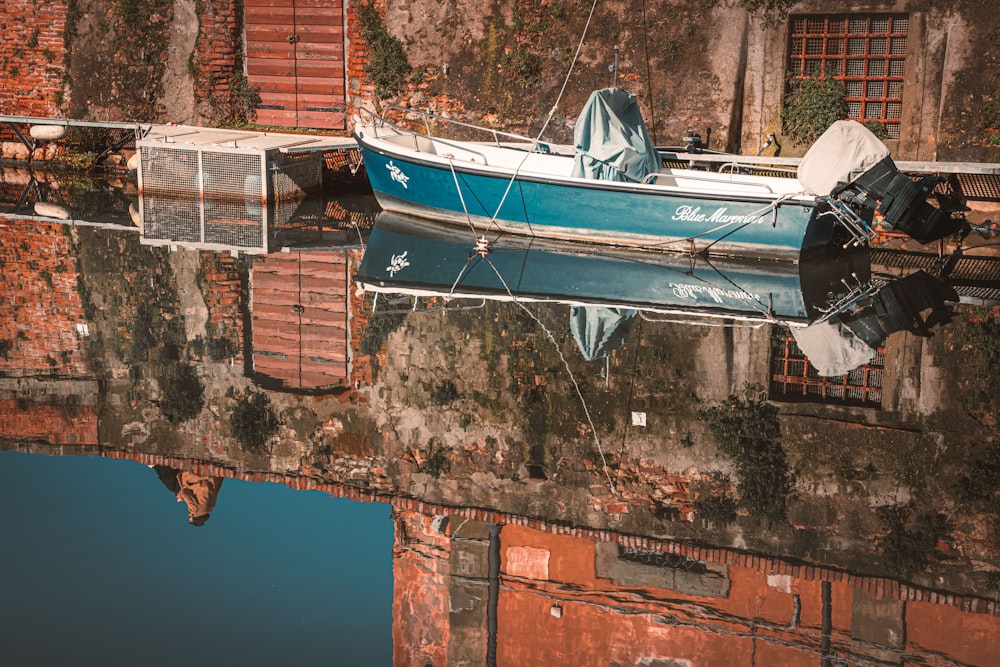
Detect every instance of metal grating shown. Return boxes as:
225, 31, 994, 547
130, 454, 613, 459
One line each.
788, 14, 908, 139
955, 173, 1000, 202
272, 154, 323, 203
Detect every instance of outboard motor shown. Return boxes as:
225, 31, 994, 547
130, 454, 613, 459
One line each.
838, 157, 968, 243
798, 121, 968, 244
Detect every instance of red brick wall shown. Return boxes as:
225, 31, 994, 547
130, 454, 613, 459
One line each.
0, 400, 98, 445
344, 1, 370, 111
192, 0, 241, 107
0, 217, 88, 377
0, 0, 68, 117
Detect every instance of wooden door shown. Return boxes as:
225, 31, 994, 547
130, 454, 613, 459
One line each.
245, 0, 346, 130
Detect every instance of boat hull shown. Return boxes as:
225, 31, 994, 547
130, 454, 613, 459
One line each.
356, 130, 840, 263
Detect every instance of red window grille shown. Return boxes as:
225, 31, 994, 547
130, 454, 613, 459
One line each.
769, 333, 884, 407
788, 14, 908, 139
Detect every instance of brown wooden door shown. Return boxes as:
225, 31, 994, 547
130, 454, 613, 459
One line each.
245, 0, 346, 130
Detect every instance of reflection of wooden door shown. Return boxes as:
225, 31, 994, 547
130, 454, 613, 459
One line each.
245, 0, 345, 129
251, 251, 350, 391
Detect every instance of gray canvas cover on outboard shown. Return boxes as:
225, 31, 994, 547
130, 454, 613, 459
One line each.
572, 88, 661, 183
797, 120, 890, 196
570, 306, 638, 361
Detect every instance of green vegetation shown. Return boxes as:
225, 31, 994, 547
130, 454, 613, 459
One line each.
358, 2, 411, 101
983, 28, 1000, 141
160, 362, 205, 423
423, 439, 451, 478
230, 390, 279, 451
875, 505, 948, 579
781, 73, 848, 145
699, 394, 793, 524
738, 0, 796, 26
862, 120, 890, 141
502, 47, 541, 89
956, 439, 1000, 511
359, 311, 407, 376
210, 70, 261, 127
430, 380, 460, 405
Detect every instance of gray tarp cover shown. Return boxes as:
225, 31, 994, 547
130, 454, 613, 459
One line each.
571, 88, 661, 183
570, 306, 638, 361
791, 320, 875, 376
797, 120, 890, 196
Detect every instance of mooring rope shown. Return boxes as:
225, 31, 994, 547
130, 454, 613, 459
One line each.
479, 254, 619, 497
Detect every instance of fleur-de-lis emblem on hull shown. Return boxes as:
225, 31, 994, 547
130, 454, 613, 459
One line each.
387, 251, 410, 277
387, 160, 409, 188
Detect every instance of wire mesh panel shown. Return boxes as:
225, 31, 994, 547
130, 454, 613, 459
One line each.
139, 146, 204, 244
273, 153, 322, 202
139, 146, 201, 196
202, 150, 267, 249
142, 195, 202, 243
138, 139, 268, 253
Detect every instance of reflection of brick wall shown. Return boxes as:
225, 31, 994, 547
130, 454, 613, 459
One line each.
198, 251, 244, 364
0, 399, 97, 445
346, 249, 373, 387
0, 0, 66, 116
0, 217, 88, 377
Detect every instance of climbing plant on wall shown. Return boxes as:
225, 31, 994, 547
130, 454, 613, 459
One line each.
781, 73, 848, 146
358, 2, 411, 101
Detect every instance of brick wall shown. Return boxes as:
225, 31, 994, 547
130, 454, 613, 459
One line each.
0, 0, 68, 117
191, 0, 241, 108
344, 2, 369, 113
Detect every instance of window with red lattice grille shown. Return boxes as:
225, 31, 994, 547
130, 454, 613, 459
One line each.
787, 14, 908, 139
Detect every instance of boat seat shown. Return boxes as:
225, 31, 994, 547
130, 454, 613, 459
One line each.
383, 133, 438, 155
644, 171, 677, 187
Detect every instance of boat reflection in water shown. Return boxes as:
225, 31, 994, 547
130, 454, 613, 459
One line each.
356, 211, 959, 376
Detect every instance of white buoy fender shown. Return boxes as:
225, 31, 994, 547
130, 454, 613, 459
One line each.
34, 201, 71, 219
129, 201, 142, 229
29, 125, 67, 141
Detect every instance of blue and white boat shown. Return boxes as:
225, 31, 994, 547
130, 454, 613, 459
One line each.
353, 89, 967, 263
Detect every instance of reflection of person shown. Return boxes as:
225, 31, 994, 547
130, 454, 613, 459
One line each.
154, 466, 223, 526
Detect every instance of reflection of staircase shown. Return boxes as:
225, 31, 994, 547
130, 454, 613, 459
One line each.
250, 251, 350, 392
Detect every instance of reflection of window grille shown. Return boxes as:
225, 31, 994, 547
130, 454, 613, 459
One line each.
619, 548, 708, 573
769, 333, 884, 407
788, 14, 907, 139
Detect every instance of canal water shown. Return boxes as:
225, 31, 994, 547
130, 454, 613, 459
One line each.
2, 165, 1000, 665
